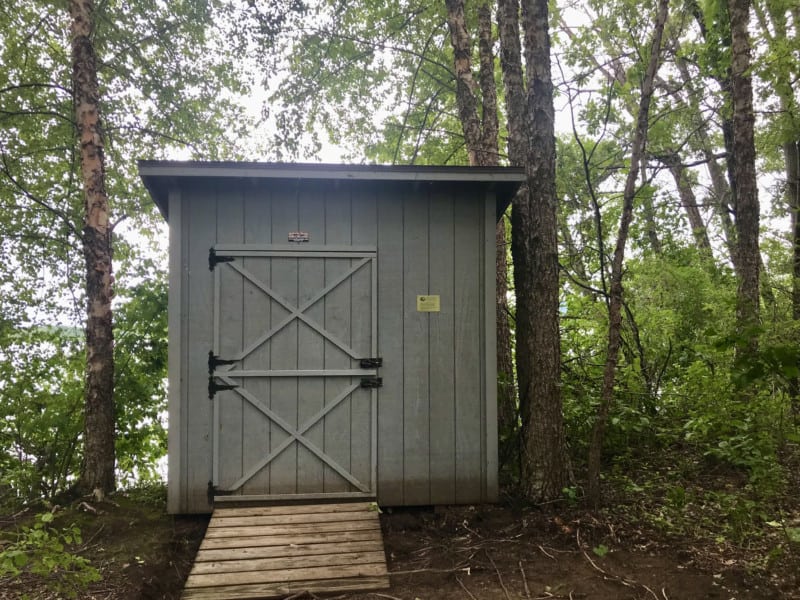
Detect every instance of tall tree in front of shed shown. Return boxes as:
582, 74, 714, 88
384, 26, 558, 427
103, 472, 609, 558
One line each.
585, 0, 671, 506
443, 0, 518, 459
497, 0, 570, 501
728, 0, 761, 376
70, 0, 115, 497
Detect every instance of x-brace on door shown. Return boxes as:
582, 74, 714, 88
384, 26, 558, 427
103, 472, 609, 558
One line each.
208, 245, 378, 500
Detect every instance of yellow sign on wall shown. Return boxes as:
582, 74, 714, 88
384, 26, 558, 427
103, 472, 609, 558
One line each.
416, 295, 441, 312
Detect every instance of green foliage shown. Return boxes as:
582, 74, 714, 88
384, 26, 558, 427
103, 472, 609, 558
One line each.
118, 482, 168, 509
0, 512, 100, 598
114, 275, 169, 486
562, 486, 580, 506
261, 0, 475, 164
0, 325, 84, 505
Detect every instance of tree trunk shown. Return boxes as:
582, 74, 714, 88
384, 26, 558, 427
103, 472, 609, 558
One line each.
512, 0, 569, 502
586, 0, 669, 507
674, 55, 741, 269
788, 139, 800, 416
498, 0, 526, 167
445, 0, 483, 164
71, 0, 115, 497
662, 152, 714, 258
640, 157, 662, 254
477, 4, 499, 163
728, 0, 760, 364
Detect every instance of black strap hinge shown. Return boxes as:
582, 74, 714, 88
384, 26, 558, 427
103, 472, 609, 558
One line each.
207, 482, 234, 504
208, 351, 237, 374
208, 376, 238, 399
360, 377, 383, 388
359, 357, 383, 369
209, 248, 235, 270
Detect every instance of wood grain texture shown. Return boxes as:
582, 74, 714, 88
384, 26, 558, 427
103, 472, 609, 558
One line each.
208, 510, 375, 527
199, 529, 381, 551
184, 502, 388, 599
182, 576, 390, 599
195, 540, 383, 562
210, 501, 378, 516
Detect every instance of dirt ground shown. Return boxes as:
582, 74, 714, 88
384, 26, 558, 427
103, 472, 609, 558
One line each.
1, 489, 798, 600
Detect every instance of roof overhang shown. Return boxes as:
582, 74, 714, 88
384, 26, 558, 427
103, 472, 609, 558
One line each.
138, 160, 526, 222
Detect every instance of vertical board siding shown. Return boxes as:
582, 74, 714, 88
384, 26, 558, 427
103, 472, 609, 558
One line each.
428, 191, 457, 505
269, 188, 300, 494
323, 185, 353, 493
376, 190, 404, 505
241, 186, 273, 495
216, 188, 245, 491
296, 183, 326, 494
174, 177, 497, 511
350, 187, 378, 491
453, 193, 483, 504
402, 188, 431, 505
185, 185, 217, 512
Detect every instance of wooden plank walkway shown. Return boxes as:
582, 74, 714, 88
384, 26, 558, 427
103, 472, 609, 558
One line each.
182, 501, 390, 599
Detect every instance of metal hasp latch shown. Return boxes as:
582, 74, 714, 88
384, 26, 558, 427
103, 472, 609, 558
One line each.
208, 247, 235, 270
360, 377, 383, 388
208, 351, 237, 374
208, 377, 238, 399
359, 357, 383, 369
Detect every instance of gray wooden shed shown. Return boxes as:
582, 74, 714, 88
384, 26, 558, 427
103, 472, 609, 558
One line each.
139, 161, 525, 514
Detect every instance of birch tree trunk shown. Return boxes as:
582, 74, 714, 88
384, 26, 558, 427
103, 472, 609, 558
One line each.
586, 0, 670, 506
71, 0, 115, 497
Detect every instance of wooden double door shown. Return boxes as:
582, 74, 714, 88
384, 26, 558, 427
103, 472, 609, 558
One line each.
208, 245, 378, 500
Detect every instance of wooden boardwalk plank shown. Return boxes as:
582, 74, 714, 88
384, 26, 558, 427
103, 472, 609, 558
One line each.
199, 529, 381, 551
185, 562, 387, 588
182, 576, 390, 600
195, 539, 383, 562
183, 501, 389, 599
208, 510, 375, 528
190, 550, 386, 575
204, 519, 378, 538
211, 501, 377, 517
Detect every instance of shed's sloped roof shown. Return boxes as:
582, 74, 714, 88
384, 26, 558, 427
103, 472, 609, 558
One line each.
138, 160, 526, 221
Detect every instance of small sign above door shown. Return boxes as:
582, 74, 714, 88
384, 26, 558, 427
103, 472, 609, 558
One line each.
416, 295, 441, 312
288, 231, 310, 242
